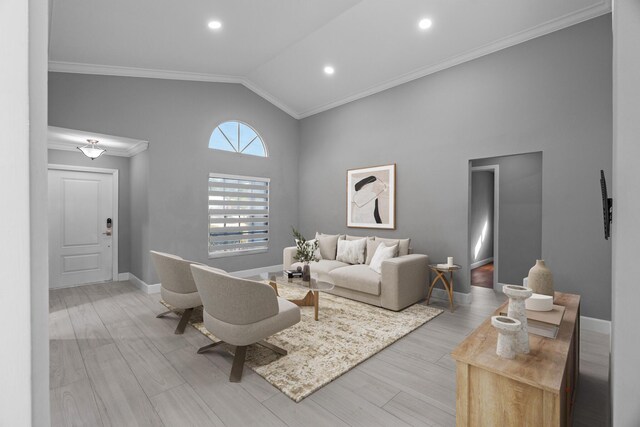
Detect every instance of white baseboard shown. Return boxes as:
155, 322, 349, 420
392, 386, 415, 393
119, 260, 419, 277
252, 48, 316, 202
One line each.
230, 264, 283, 278
123, 265, 283, 294
470, 257, 494, 270
430, 288, 473, 305
128, 273, 161, 294
580, 316, 611, 335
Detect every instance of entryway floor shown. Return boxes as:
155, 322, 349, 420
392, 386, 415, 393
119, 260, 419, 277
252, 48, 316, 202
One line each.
471, 262, 494, 288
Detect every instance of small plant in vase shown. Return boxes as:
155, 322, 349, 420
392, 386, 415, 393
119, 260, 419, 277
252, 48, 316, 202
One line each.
292, 227, 318, 282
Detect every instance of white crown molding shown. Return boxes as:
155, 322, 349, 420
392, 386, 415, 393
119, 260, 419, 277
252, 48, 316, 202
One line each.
296, 0, 611, 118
48, 126, 149, 157
48, 1, 610, 120
48, 61, 242, 84
48, 61, 302, 119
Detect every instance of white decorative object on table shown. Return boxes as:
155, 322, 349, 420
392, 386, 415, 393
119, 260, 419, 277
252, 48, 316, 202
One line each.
527, 259, 554, 297
525, 293, 554, 312
447, 256, 454, 266
503, 284, 533, 354
491, 316, 521, 359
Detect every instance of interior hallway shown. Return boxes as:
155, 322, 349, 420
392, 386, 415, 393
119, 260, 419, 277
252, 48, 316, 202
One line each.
471, 262, 494, 289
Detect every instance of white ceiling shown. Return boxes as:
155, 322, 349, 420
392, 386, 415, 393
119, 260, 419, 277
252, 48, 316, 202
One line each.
49, 0, 610, 119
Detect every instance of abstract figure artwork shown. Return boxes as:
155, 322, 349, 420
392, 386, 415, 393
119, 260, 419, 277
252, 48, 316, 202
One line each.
347, 164, 396, 229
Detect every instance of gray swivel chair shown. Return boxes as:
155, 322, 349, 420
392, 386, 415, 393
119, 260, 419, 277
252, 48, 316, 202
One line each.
190, 264, 301, 382
150, 250, 208, 334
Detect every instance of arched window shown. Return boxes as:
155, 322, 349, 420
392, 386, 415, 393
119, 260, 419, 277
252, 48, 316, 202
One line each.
209, 121, 267, 157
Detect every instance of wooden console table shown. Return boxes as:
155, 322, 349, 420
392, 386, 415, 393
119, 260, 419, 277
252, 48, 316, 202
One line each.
451, 292, 580, 426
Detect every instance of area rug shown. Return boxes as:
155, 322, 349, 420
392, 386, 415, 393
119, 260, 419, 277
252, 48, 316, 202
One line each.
161, 281, 443, 402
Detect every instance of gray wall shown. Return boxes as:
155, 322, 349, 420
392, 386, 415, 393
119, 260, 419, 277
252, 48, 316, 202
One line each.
473, 152, 543, 285
130, 151, 150, 283
469, 171, 494, 266
612, 1, 640, 424
48, 149, 132, 274
298, 15, 612, 319
49, 74, 300, 284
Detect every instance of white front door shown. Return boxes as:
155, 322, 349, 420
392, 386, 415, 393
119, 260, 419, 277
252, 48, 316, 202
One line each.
48, 168, 115, 288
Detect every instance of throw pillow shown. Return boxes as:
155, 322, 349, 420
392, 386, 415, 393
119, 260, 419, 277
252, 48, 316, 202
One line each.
336, 238, 367, 264
369, 243, 398, 274
315, 232, 343, 260
365, 239, 383, 265
374, 237, 411, 257
295, 238, 321, 260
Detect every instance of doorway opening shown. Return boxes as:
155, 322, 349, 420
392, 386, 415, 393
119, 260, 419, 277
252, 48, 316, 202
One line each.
468, 152, 543, 291
469, 166, 498, 289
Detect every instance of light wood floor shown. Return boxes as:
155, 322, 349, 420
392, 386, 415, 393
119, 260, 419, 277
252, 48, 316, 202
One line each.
50, 279, 610, 426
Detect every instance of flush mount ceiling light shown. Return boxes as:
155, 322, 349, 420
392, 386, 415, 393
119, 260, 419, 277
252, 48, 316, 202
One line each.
418, 18, 433, 30
208, 20, 222, 30
77, 139, 106, 160
324, 65, 335, 75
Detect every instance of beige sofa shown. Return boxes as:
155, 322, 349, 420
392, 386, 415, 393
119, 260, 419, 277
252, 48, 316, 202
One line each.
283, 235, 429, 311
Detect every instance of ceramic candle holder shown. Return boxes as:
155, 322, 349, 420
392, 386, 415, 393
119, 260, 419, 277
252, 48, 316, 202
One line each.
491, 316, 521, 359
503, 284, 533, 354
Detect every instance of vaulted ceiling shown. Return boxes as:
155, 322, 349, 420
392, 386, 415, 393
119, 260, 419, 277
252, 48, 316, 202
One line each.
49, 0, 610, 119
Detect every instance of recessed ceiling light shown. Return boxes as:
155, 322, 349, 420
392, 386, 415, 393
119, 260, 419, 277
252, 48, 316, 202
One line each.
324, 66, 335, 75
418, 18, 432, 30
208, 20, 222, 30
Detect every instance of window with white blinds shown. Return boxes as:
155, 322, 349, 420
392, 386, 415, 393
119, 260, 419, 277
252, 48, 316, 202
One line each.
208, 173, 270, 258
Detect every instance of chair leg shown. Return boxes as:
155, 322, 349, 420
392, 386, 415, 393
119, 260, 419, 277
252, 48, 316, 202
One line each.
229, 346, 248, 382
257, 340, 287, 356
197, 341, 225, 354
174, 308, 194, 334
156, 310, 173, 318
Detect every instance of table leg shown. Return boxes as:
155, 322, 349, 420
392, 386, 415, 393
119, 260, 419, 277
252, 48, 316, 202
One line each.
448, 272, 454, 312
426, 274, 441, 305
314, 291, 319, 321
427, 270, 455, 312
268, 281, 279, 296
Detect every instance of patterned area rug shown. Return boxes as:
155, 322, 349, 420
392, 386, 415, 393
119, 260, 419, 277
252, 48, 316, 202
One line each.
162, 280, 442, 402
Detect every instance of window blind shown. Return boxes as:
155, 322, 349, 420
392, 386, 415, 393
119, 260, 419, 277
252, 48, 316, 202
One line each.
208, 173, 270, 258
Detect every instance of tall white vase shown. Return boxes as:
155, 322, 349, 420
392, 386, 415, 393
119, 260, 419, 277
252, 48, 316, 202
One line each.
503, 284, 533, 354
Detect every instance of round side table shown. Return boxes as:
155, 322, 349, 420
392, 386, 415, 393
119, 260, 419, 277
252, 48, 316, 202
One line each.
427, 264, 461, 312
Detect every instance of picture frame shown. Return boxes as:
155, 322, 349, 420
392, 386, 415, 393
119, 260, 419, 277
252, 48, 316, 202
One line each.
347, 163, 396, 229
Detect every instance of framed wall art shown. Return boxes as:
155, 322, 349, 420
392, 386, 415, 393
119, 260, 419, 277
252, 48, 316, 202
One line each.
347, 164, 396, 229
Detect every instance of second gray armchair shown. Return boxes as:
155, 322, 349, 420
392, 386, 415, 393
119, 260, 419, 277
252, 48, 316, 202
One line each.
190, 264, 301, 382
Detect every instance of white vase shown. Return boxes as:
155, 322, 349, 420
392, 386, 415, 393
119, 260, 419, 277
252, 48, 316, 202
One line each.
503, 285, 533, 354
527, 260, 554, 297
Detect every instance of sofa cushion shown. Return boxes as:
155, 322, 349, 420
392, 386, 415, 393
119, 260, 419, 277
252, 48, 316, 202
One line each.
291, 259, 349, 275
345, 234, 373, 241
336, 238, 367, 264
315, 233, 344, 260
330, 264, 382, 296
374, 237, 411, 257
366, 239, 401, 264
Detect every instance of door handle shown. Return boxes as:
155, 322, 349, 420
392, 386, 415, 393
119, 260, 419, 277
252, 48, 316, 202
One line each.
104, 217, 113, 236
